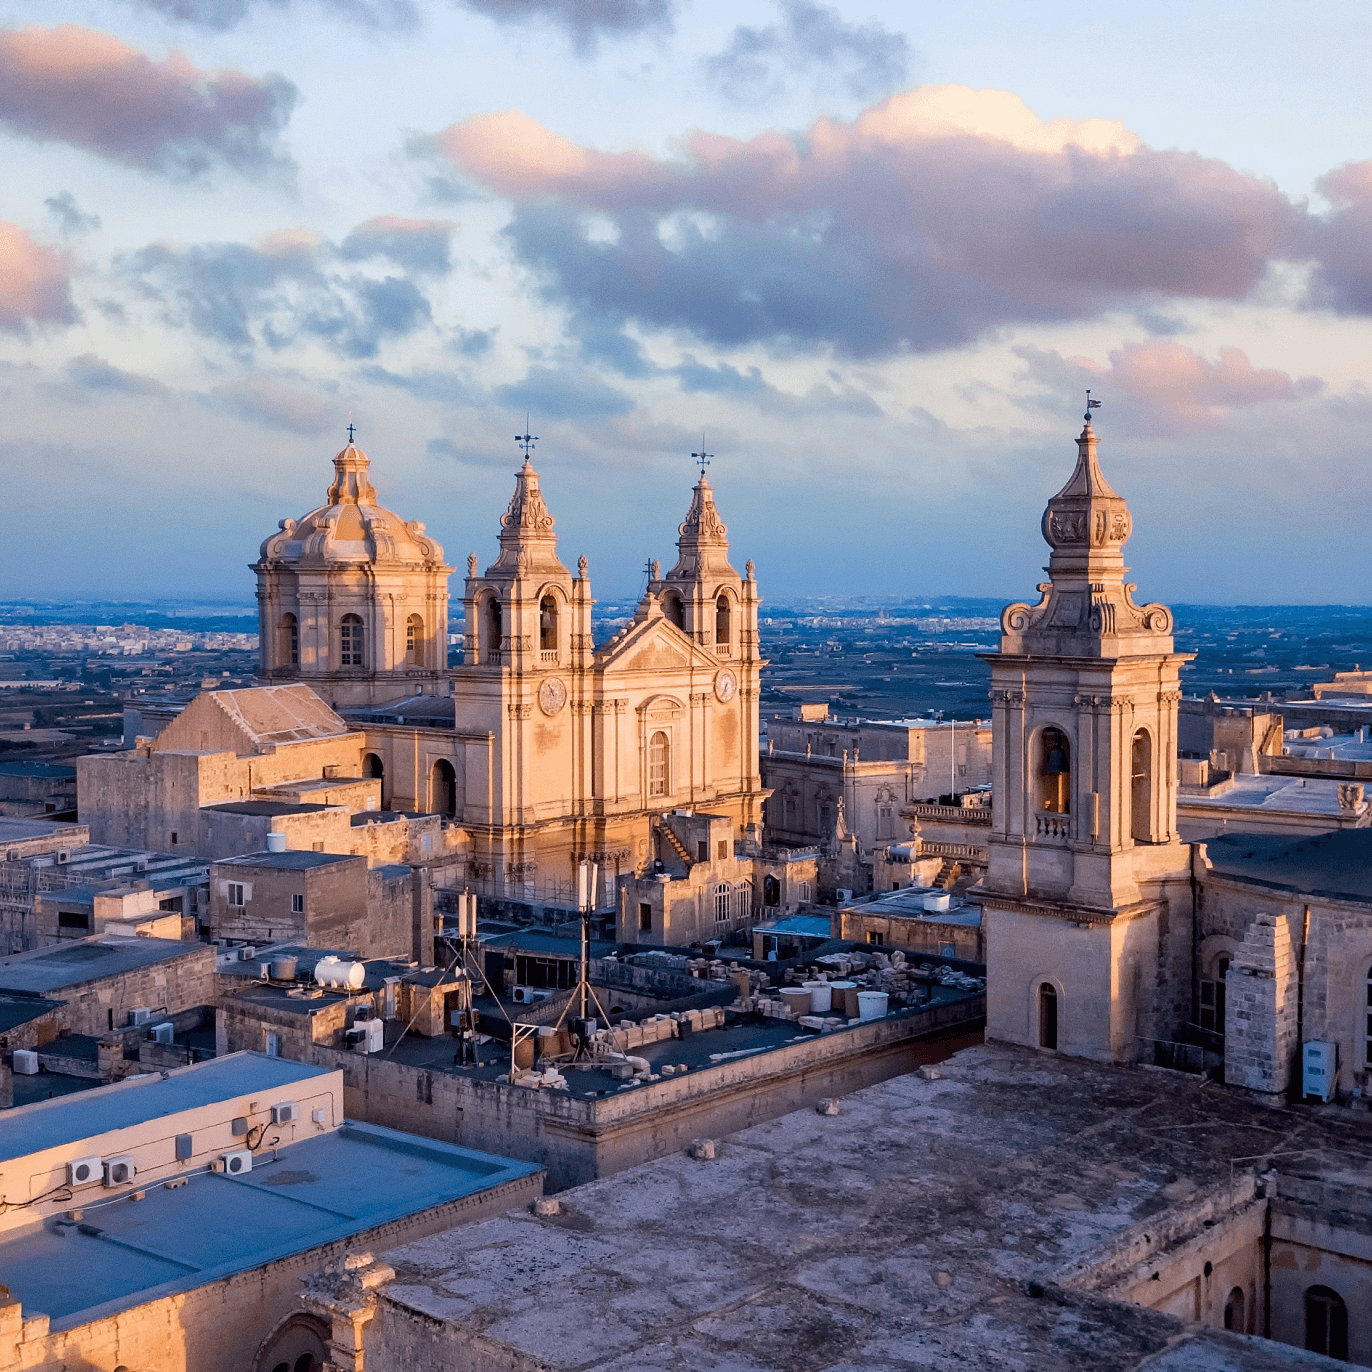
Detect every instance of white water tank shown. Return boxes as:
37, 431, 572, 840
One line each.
923, 892, 951, 914
266, 831, 288, 853
315, 956, 366, 990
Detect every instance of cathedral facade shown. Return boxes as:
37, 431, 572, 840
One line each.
254, 438, 766, 904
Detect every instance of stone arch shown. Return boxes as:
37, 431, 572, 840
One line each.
405, 612, 424, 665
713, 588, 734, 650
252, 1312, 330, 1372
662, 589, 685, 631
278, 612, 299, 668
479, 593, 503, 662
432, 758, 457, 817
1033, 725, 1071, 815
1130, 725, 1155, 843
1029, 974, 1065, 1051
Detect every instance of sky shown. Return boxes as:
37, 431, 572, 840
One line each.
2, 0, 1371, 606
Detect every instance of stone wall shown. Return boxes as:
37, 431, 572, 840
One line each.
1224, 914, 1299, 1097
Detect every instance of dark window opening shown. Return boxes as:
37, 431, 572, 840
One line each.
715, 593, 731, 646
1038, 728, 1071, 814
663, 592, 684, 630
639, 902, 652, 932
763, 875, 780, 907
540, 595, 557, 651
1305, 1285, 1348, 1360
1039, 983, 1058, 1050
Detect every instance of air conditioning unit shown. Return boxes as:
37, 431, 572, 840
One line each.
271, 1101, 297, 1125
222, 1149, 253, 1176
151, 1022, 174, 1045
238, 946, 257, 961
128, 1007, 153, 1027
12, 1049, 38, 1075
67, 1155, 102, 1188
512, 986, 552, 1005
57, 851, 70, 864
346, 1021, 383, 1052
103, 1155, 136, 1187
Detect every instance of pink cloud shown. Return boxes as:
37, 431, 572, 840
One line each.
427, 86, 1305, 355
0, 25, 294, 177
0, 221, 73, 331
1028, 341, 1320, 433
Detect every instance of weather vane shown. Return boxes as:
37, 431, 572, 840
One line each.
1084, 389, 1102, 423
516, 414, 538, 457
691, 434, 712, 479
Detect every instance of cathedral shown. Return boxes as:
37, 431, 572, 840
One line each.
253, 435, 766, 907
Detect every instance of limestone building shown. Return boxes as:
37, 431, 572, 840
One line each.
254, 438, 452, 708
292, 441, 768, 910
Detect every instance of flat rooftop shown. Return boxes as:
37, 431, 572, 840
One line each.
0, 761, 76, 779
0, 1053, 327, 1163
0, 991, 65, 1034
4, 1120, 539, 1329
375, 1044, 1358, 1372
215, 848, 358, 870
844, 886, 983, 927
1204, 830, 1372, 903
0, 817, 85, 844
1179, 773, 1355, 815
0, 936, 207, 996
201, 800, 336, 817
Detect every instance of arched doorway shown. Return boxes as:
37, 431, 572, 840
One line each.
1223, 1286, 1245, 1333
1305, 1285, 1348, 1359
253, 1312, 330, 1372
1039, 983, 1058, 1050
432, 759, 457, 817
763, 875, 780, 908
363, 752, 385, 808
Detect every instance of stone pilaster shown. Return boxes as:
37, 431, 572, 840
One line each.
1224, 913, 1299, 1098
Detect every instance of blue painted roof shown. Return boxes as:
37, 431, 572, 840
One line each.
4, 1120, 540, 1329
0, 1054, 328, 1163
755, 914, 834, 938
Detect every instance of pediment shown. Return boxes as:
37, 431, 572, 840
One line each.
597, 617, 713, 676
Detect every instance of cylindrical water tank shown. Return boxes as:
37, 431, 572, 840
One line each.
857, 990, 889, 1021
270, 954, 298, 981
888, 843, 916, 861
829, 981, 858, 1017
803, 981, 832, 1013
314, 956, 366, 989
923, 892, 951, 913
780, 986, 812, 1016
266, 831, 288, 853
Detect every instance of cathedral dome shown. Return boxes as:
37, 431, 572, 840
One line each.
258, 442, 446, 570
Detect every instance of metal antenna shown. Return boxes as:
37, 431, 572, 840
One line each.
515, 414, 538, 457
1084, 389, 1102, 423
691, 434, 712, 479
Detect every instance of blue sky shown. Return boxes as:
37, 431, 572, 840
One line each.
2, 0, 1370, 604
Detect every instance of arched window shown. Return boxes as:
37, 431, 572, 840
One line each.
279, 613, 298, 667
340, 614, 364, 667
1224, 1286, 1245, 1334
1200, 956, 1229, 1038
432, 759, 457, 818
763, 875, 780, 907
483, 598, 503, 662
715, 593, 731, 648
1038, 728, 1071, 814
1365, 967, 1372, 1069
1039, 982, 1058, 1050
540, 595, 558, 652
1131, 729, 1153, 843
405, 614, 423, 665
1305, 1285, 1348, 1360
662, 592, 684, 630
714, 883, 730, 923
648, 731, 669, 799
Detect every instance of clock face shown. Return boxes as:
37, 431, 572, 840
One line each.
538, 676, 567, 716
714, 668, 737, 703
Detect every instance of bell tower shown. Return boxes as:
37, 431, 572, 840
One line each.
980, 407, 1193, 1062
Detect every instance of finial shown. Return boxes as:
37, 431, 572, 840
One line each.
1084, 389, 1102, 424
692, 434, 712, 480
466, 553, 477, 578
577, 554, 588, 578
516, 414, 538, 457
651, 558, 660, 581
745, 559, 755, 580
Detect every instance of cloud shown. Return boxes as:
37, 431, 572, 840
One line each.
1017, 341, 1321, 433
430, 86, 1304, 357
45, 191, 101, 236
0, 221, 74, 331
64, 353, 166, 395
1307, 161, 1372, 316
212, 374, 333, 432
0, 25, 295, 178
460, 0, 675, 51
134, 0, 666, 45
493, 363, 635, 418
124, 221, 439, 358
449, 325, 496, 356
128, 0, 419, 31
340, 215, 455, 275
672, 356, 881, 415
704, 1, 912, 103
